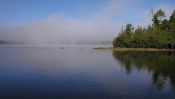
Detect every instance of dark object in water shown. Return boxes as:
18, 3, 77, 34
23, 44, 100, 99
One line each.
80, 49, 84, 50
61, 47, 64, 49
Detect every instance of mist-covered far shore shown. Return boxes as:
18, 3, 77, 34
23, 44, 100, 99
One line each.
0, 40, 112, 48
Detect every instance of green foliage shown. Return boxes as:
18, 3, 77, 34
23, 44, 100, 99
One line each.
113, 9, 175, 49
169, 9, 175, 23
123, 24, 134, 47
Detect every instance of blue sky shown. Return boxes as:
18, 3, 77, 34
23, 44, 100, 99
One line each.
1, 0, 174, 26
0, 0, 108, 25
0, 0, 175, 44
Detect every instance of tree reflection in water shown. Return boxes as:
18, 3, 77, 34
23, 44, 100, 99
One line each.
113, 51, 175, 91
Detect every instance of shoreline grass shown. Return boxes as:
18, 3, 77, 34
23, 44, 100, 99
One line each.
93, 47, 175, 51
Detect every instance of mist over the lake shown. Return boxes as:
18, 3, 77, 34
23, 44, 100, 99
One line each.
0, 0, 174, 45
0, 14, 118, 45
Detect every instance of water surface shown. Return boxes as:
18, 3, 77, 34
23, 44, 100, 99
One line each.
0, 46, 175, 99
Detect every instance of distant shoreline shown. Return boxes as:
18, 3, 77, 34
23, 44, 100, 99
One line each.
93, 47, 175, 51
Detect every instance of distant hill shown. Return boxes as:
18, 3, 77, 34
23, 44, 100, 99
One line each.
0, 40, 8, 44
0, 40, 23, 45
0, 40, 112, 46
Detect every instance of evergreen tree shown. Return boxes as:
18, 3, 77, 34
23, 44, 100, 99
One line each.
123, 24, 134, 47
113, 9, 175, 49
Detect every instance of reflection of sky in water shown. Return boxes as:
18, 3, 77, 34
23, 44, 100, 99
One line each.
0, 47, 175, 98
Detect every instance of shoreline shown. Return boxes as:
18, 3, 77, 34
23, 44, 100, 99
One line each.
93, 47, 175, 51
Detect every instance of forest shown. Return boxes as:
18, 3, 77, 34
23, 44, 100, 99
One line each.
113, 9, 175, 49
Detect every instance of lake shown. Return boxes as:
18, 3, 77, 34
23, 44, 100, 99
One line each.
0, 46, 175, 99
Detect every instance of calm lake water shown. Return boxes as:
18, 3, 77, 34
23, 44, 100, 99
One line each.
0, 46, 175, 99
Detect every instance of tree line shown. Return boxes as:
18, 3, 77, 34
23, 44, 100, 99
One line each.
113, 9, 175, 49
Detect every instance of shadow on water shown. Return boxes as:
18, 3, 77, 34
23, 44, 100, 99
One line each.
113, 51, 175, 91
